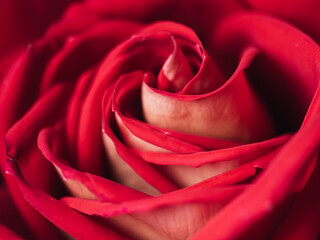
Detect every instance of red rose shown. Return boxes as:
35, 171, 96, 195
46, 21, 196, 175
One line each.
1, 1, 320, 240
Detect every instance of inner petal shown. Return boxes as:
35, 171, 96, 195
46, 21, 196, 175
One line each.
157, 36, 194, 92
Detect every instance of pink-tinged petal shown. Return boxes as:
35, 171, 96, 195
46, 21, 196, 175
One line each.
142, 47, 275, 143
102, 73, 179, 195
135, 133, 290, 167
179, 50, 225, 95
6, 158, 128, 240
185, 154, 275, 190
38, 126, 149, 202
135, 137, 286, 187
104, 66, 290, 190
117, 105, 240, 150
273, 159, 320, 240
157, 36, 194, 92
98, 21, 287, 191
62, 185, 244, 215
114, 91, 240, 151
115, 111, 239, 152
114, 75, 240, 151
62, 185, 246, 240
159, 129, 240, 150
192, 112, 320, 239
62, 186, 245, 239
112, 72, 204, 153
137, 21, 226, 94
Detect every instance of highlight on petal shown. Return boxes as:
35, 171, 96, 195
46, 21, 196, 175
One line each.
142, 47, 275, 143
191, 12, 320, 239
61, 184, 246, 240
133, 135, 288, 187
38, 126, 149, 202
102, 72, 179, 195
157, 34, 194, 92
2, 5, 319, 239
102, 66, 288, 189
97, 21, 289, 194
193, 110, 320, 240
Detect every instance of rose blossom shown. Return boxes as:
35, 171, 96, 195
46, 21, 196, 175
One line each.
1, 0, 320, 240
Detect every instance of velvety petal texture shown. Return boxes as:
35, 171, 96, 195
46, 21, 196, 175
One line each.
245, 0, 320, 42
0, 0, 320, 240
0, 0, 79, 80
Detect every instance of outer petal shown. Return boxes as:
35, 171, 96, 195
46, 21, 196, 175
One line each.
213, 12, 319, 133
83, 0, 245, 45
0, 38, 70, 239
6, 158, 128, 240
245, 0, 320, 42
38, 126, 149, 202
2, 83, 73, 240
0, 185, 32, 239
0, 225, 23, 240
192, 12, 320, 239
0, 0, 78, 79
62, 185, 246, 240
192, 109, 320, 240
273, 158, 320, 240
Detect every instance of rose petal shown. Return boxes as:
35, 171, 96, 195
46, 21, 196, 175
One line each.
102, 72, 179, 194
2, 83, 74, 239
104, 67, 288, 188
62, 185, 246, 240
185, 153, 276, 190
134, 136, 288, 187
112, 72, 204, 153
0, 224, 23, 240
135, 134, 290, 167
246, 0, 320, 41
0, 0, 76, 57
0, 185, 32, 239
137, 21, 226, 94
157, 35, 194, 92
41, 21, 141, 92
193, 100, 320, 240
273, 158, 320, 240
65, 68, 96, 165
142, 47, 275, 143
213, 12, 319, 133
6, 158, 128, 240
38, 126, 149, 202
